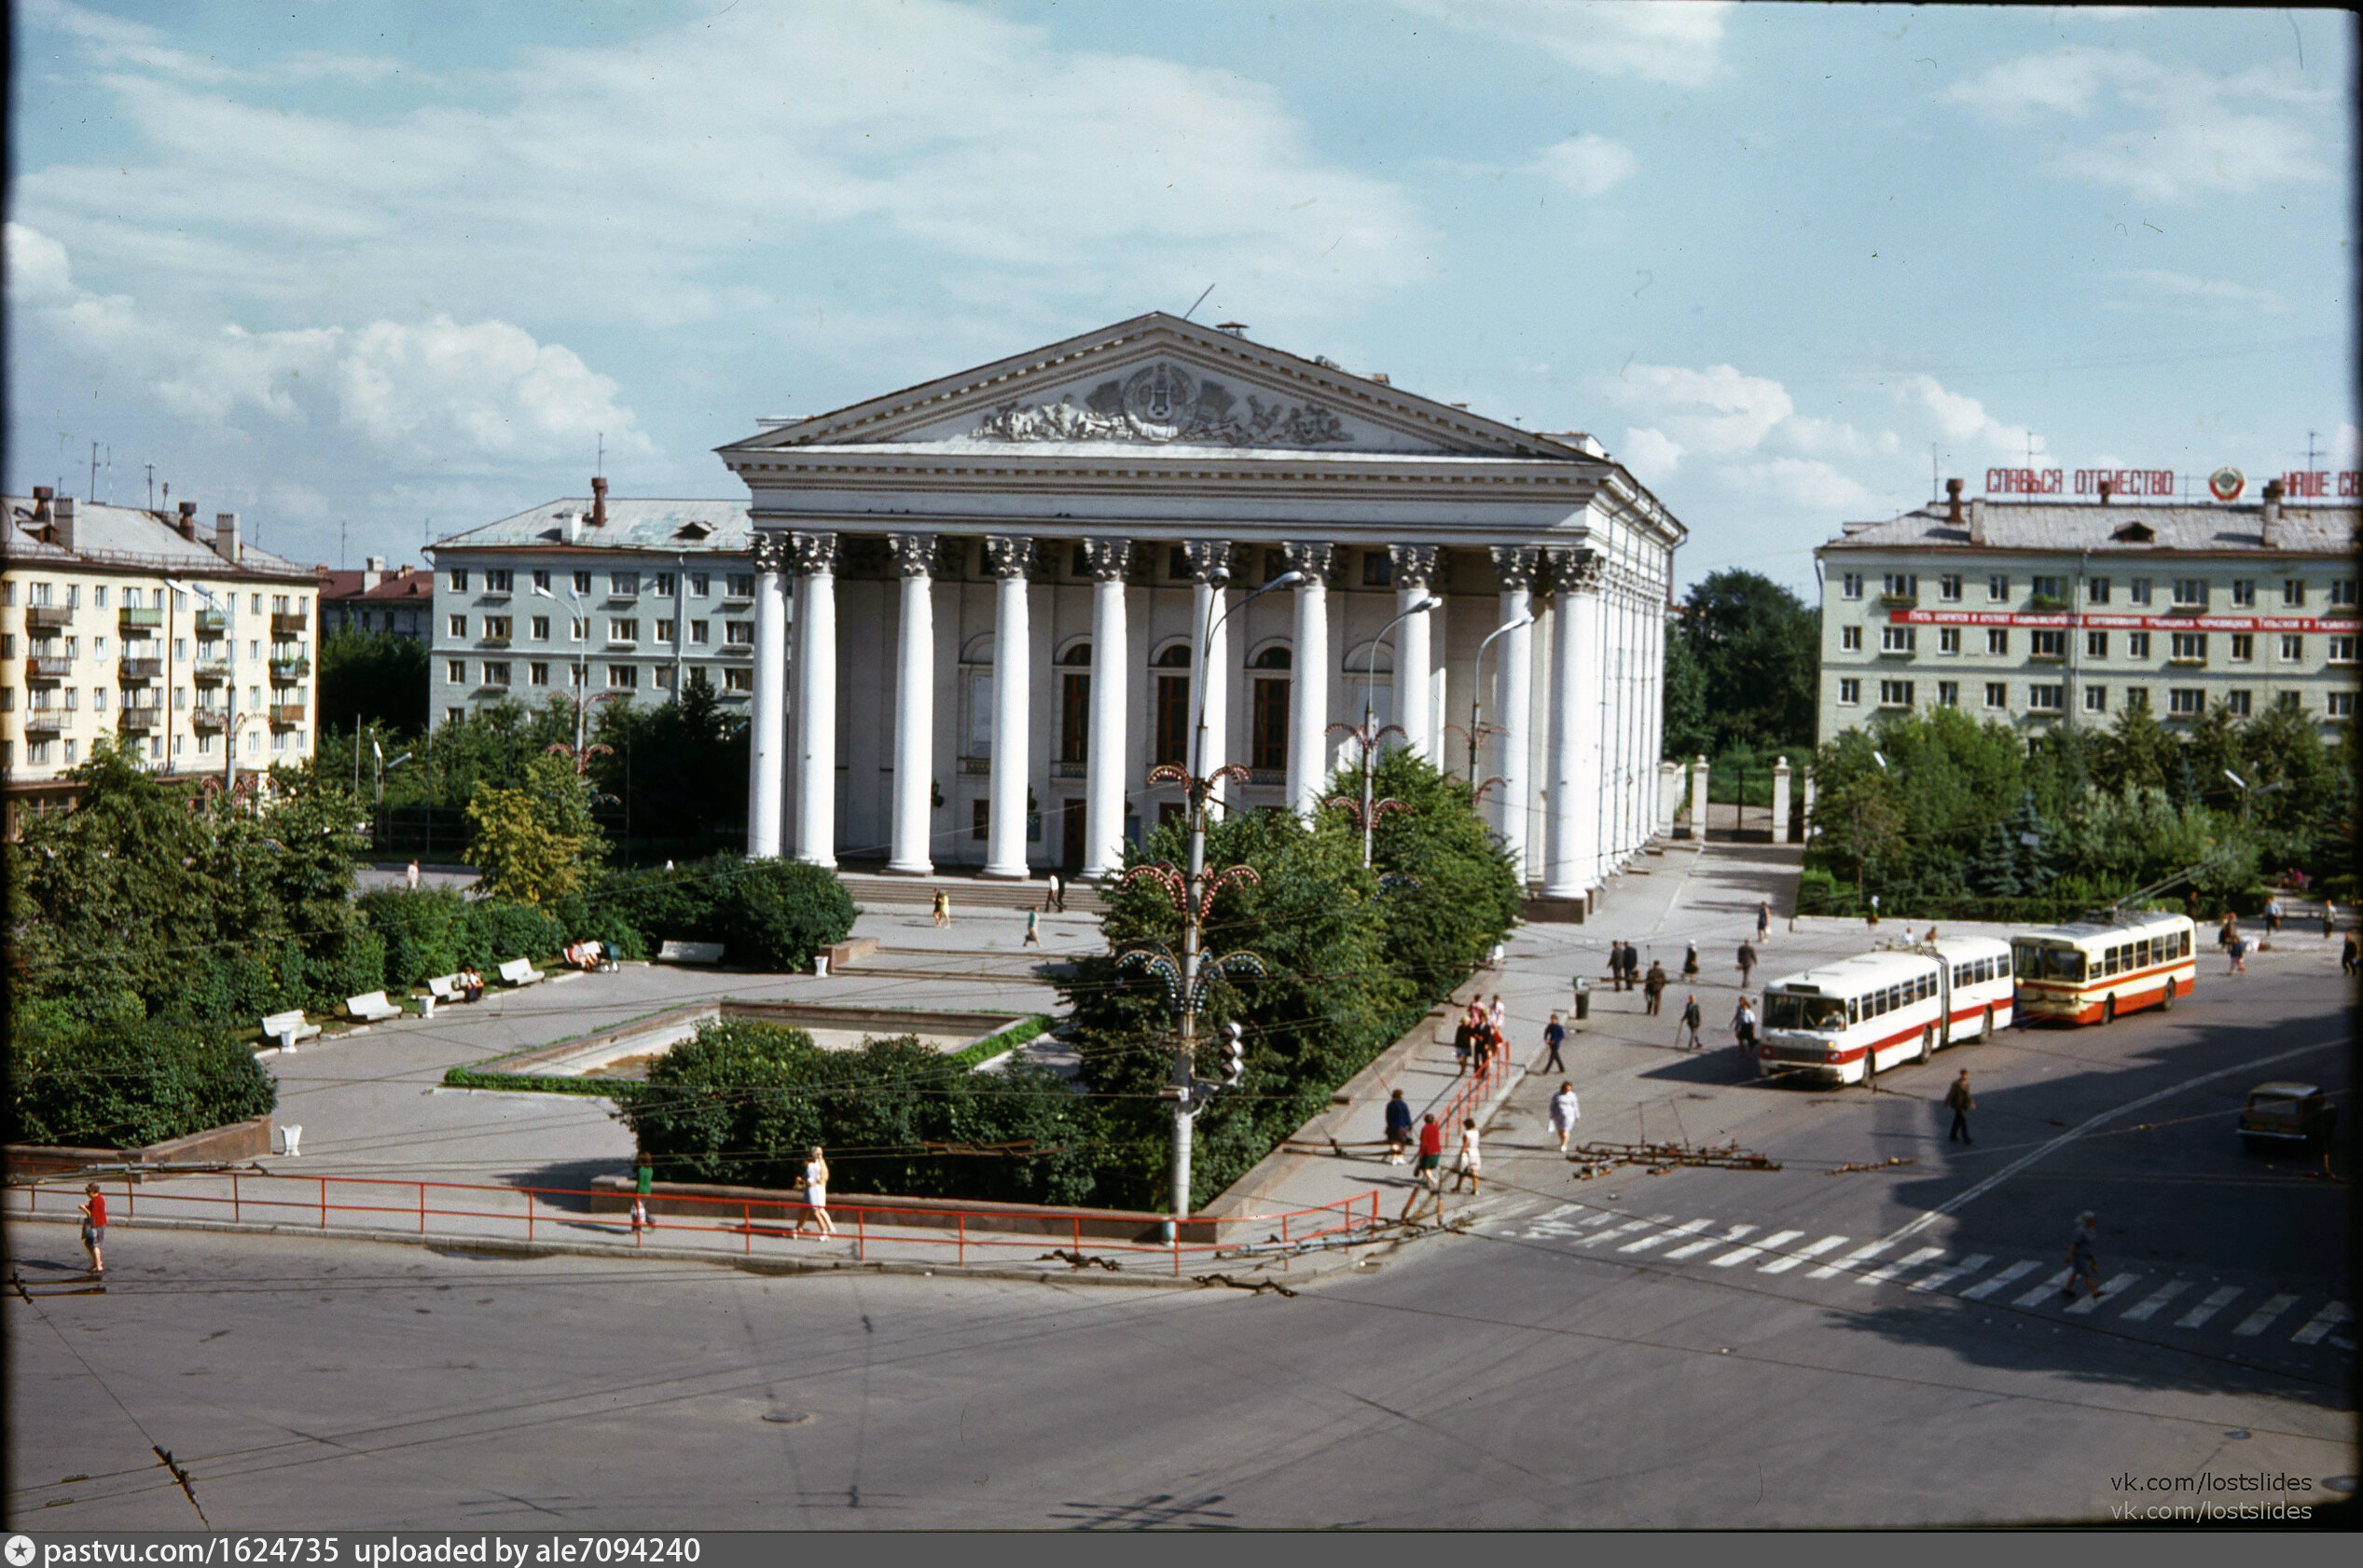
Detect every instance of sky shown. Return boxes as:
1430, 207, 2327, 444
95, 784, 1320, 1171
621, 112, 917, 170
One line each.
6, 1, 2354, 594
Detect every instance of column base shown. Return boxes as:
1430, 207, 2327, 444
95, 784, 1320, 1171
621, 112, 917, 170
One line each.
882, 860, 934, 876
795, 853, 838, 871
979, 864, 1032, 880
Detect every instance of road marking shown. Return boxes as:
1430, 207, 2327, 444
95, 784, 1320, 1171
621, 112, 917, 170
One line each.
1620, 1217, 1710, 1254
1525, 1208, 1610, 1239
1762, 1235, 1845, 1274
2176, 1286, 2242, 1329
2065, 1272, 2142, 1315
1712, 1230, 1802, 1267
1858, 1245, 1947, 1286
1665, 1224, 1754, 1261
2013, 1269, 2073, 1308
1807, 1240, 1894, 1280
2289, 1302, 2351, 1346
1959, 1259, 2041, 1300
1908, 1253, 1994, 1293
2118, 1281, 2190, 1323
2232, 1294, 2301, 1338
1573, 1217, 1666, 1249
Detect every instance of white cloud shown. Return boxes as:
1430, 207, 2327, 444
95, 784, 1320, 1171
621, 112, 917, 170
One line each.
1942, 48, 2107, 121
1527, 134, 1638, 198
1735, 457, 1883, 514
1399, 1, 1732, 89
2104, 268, 2290, 316
1895, 373, 2042, 461
1620, 426, 1683, 482
1602, 363, 1794, 455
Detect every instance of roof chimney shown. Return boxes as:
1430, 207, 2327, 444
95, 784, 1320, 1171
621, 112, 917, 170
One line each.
2097, 477, 2113, 505
51, 494, 77, 554
31, 485, 54, 525
1944, 477, 1964, 529
214, 512, 241, 566
590, 475, 608, 529
2261, 478, 2284, 548
562, 509, 583, 545
1968, 494, 1986, 548
363, 555, 387, 591
175, 500, 200, 541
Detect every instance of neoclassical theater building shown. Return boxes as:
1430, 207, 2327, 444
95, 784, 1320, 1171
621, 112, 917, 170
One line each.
717, 314, 1683, 907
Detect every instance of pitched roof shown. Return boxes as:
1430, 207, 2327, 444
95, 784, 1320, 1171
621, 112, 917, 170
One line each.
3, 496, 315, 580
430, 498, 753, 555
1822, 499, 2359, 557
318, 566, 433, 603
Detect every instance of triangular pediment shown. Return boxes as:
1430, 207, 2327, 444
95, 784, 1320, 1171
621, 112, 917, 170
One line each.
725, 314, 1582, 461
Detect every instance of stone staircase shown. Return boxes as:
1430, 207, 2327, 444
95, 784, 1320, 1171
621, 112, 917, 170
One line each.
836, 870, 1109, 915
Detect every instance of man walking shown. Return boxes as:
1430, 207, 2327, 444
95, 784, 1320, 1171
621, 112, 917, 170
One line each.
2343, 932, 2358, 976
1736, 940, 1757, 989
1944, 1069, 1975, 1144
78, 1181, 106, 1276
1541, 1011, 1567, 1072
1046, 871, 1065, 914
933, 888, 950, 928
1756, 900, 1771, 943
406, 859, 421, 892
1548, 1080, 1582, 1154
2064, 1212, 2101, 1301
2265, 896, 2283, 939
1401, 1114, 1445, 1221
1642, 960, 1667, 1016
1383, 1088, 1413, 1165
1679, 994, 1705, 1051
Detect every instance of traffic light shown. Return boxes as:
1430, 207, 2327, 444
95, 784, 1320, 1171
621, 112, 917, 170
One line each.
1221, 1021, 1246, 1085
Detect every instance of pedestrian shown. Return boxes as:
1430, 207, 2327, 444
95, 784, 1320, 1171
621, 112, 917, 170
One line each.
2265, 897, 2283, 939
933, 888, 950, 928
1541, 1011, 1567, 1072
630, 1154, 654, 1233
405, 859, 421, 892
2342, 933, 2358, 976
2228, 934, 2247, 975
1736, 940, 1757, 989
1642, 960, 1667, 1016
1730, 994, 1758, 1057
1944, 1070, 1975, 1144
1046, 871, 1064, 913
1681, 942, 1700, 980
2218, 911, 2236, 950
1487, 994, 1507, 1038
796, 1147, 838, 1238
1756, 900, 1771, 942
1450, 1118, 1483, 1194
2064, 1212, 2101, 1301
1548, 1080, 1582, 1154
1384, 1089, 1414, 1165
1401, 1115, 1445, 1220
1923, 925, 1939, 943
1678, 994, 1704, 1051
1867, 892, 1881, 927
1452, 1007, 1476, 1076
1023, 907, 1043, 947
78, 1181, 106, 1275
2323, 901, 2336, 940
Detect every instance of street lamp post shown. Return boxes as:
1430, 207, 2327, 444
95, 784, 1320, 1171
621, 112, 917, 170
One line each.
1335, 598, 1438, 866
1462, 613, 1535, 791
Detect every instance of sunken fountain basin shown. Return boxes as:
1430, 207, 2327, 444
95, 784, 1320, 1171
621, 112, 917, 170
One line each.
480, 999, 1036, 1082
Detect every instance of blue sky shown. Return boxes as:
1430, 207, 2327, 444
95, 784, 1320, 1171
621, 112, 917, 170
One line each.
7, 1, 2353, 592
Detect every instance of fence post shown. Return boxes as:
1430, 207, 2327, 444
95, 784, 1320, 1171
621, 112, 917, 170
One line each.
856, 1205, 865, 1262
527, 1189, 534, 1244
958, 1213, 966, 1267
232, 1172, 240, 1224
419, 1182, 426, 1235
123, 1177, 133, 1220
319, 1176, 326, 1229
1072, 1216, 1081, 1254
744, 1202, 752, 1256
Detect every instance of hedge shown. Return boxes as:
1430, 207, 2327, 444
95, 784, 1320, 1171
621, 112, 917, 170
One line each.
8, 1002, 277, 1149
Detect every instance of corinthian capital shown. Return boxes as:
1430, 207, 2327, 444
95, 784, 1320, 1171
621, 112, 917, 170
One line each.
1389, 544, 1441, 591
750, 531, 792, 575
1183, 540, 1235, 586
983, 534, 1034, 579
1490, 544, 1541, 593
1083, 538, 1133, 582
888, 532, 939, 577
1545, 547, 1603, 596
788, 531, 840, 576
1278, 542, 1334, 581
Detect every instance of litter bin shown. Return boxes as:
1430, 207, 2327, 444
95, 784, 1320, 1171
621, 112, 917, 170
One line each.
1573, 978, 1591, 1022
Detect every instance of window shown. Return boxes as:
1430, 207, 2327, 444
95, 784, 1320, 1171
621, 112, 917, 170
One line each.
2329, 691, 2355, 719
973, 800, 991, 841
1878, 680, 1914, 708
2170, 632, 2206, 663
569, 664, 585, 687
484, 615, 512, 641
655, 573, 677, 597
174, 638, 187, 660
532, 569, 551, 592
1838, 678, 1861, 706
2127, 631, 2151, 659
449, 569, 469, 591
725, 621, 753, 646
1841, 573, 1864, 600
1880, 626, 1915, 653
447, 708, 464, 726
2085, 630, 2107, 658
485, 569, 513, 593
725, 573, 755, 598
2222, 689, 2250, 716
449, 614, 468, 638
29, 582, 50, 607
1155, 665, 1192, 766
2279, 633, 2303, 662
724, 666, 753, 692
252, 595, 263, 613
609, 572, 639, 597
573, 571, 593, 594
2283, 579, 2305, 606
1986, 574, 2009, 602
530, 662, 549, 685
483, 662, 511, 687
654, 665, 675, 690
2083, 685, 2107, 714
2230, 579, 2255, 608
2086, 578, 2110, 604
2125, 687, 2149, 712
1983, 682, 2008, 709
2331, 580, 2357, 607
571, 617, 587, 641
531, 615, 550, 640
2030, 575, 2064, 602
1937, 573, 1962, 602
1168, 544, 1190, 581
609, 618, 639, 644
1840, 626, 1862, 652
173, 686, 187, 709
689, 573, 710, 597
607, 664, 638, 689
1986, 629, 2009, 655
2129, 577, 2152, 606
28, 740, 49, 764
2228, 633, 2253, 663
656, 619, 676, 642
1881, 572, 1916, 598
2276, 691, 2301, 713
1937, 681, 1959, 707
2030, 630, 2065, 658
2171, 578, 2207, 607
2027, 684, 2064, 712
692, 620, 712, 644
1938, 627, 1960, 654
65, 740, 78, 763
1251, 667, 1292, 768
446, 660, 465, 682
1362, 552, 1392, 588
2328, 635, 2356, 664
2168, 688, 2204, 716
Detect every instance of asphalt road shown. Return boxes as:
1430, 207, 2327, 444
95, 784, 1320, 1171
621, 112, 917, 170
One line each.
7, 942, 2352, 1528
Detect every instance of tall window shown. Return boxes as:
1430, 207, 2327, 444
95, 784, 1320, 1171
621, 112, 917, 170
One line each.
1154, 644, 1192, 766
1251, 648, 1292, 770
1057, 642, 1090, 766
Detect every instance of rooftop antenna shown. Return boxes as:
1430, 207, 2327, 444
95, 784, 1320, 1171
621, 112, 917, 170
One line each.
340, 519, 349, 570
1181, 283, 1215, 322
1930, 443, 1940, 502
597, 432, 604, 480
89, 441, 99, 503
146, 462, 155, 510
2305, 430, 2322, 471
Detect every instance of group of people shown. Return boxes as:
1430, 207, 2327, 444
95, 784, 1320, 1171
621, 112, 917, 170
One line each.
453, 963, 485, 1003
1451, 997, 1510, 1077
1386, 1094, 1484, 1218
561, 939, 608, 972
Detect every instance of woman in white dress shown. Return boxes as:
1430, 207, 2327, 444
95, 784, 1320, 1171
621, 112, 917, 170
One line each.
797, 1147, 838, 1237
1450, 1118, 1483, 1194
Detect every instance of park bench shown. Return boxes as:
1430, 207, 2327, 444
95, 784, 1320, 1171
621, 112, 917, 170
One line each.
497, 957, 546, 987
261, 1009, 319, 1052
424, 973, 467, 1003
656, 940, 725, 965
345, 990, 404, 1024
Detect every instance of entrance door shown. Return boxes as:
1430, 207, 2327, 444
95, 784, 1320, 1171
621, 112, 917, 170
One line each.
1060, 798, 1086, 870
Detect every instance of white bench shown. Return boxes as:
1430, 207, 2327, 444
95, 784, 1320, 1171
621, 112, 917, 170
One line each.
261, 1010, 319, 1052
656, 940, 725, 965
497, 957, 546, 987
345, 990, 404, 1023
424, 973, 477, 1003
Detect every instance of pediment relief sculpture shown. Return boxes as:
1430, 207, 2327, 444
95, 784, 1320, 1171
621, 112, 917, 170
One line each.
972, 362, 1350, 448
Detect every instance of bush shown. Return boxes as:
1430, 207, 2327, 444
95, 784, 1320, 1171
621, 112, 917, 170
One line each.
711, 859, 859, 970
9, 1008, 277, 1149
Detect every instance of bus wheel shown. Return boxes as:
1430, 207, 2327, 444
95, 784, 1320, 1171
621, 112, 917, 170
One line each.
2160, 979, 2176, 1011
1919, 1025, 1934, 1062
1982, 1005, 1995, 1038
2102, 996, 2117, 1025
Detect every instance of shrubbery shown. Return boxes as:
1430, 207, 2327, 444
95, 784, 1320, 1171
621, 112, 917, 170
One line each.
588, 855, 858, 970
7, 999, 276, 1148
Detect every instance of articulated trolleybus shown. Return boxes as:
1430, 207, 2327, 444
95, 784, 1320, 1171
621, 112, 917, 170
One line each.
2010, 912, 2196, 1025
1757, 936, 2014, 1085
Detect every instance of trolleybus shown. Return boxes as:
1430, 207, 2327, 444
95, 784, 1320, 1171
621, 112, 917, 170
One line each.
1756, 935, 2014, 1085
2010, 912, 2195, 1025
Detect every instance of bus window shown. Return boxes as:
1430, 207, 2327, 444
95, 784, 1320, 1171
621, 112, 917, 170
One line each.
2179, 931, 2190, 957
2051, 949, 2085, 982
1846, 998, 1859, 1025
1998, 952, 2011, 977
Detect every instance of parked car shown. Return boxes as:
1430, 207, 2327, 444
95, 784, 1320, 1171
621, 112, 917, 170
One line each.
2237, 1081, 2338, 1154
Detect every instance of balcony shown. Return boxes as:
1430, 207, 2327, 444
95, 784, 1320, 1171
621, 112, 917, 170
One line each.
270, 611, 310, 638
269, 703, 306, 727
2029, 649, 2066, 664
118, 607, 164, 633
25, 605, 73, 632
191, 709, 227, 734
1051, 760, 1088, 779
720, 644, 753, 657
1876, 647, 1916, 660
118, 656, 163, 681
23, 655, 71, 682
117, 708, 159, 733
960, 757, 992, 776
192, 659, 230, 684
194, 608, 228, 634
269, 655, 311, 681
2166, 602, 2207, 616
478, 636, 512, 649
21, 713, 63, 737
2024, 596, 2068, 613
1247, 766, 1287, 787
2167, 656, 2208, 668
1878, 592, 1919, 609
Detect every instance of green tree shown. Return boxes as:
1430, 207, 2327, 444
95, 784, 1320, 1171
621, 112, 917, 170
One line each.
318, 628, 429, 734
2096, 703, 2176, 791
465, 750, 608, 905
1660, 613, 1711, 761
588, 684, 751, 859
1669, 570, 1819, 753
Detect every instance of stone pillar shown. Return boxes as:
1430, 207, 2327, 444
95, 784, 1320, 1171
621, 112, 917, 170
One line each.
1802, 767, 1817, 842
983, 535, 1033, 878
1390, 545, 1440, 762
745, 532, 790, 860
886, 534, 937, 874
1659, 760, 1683, 832
1185, 542, 1232, 806
1542, 548, 1600, 899
1281, 543, 1334, 816
1772, 755, 1793, 845
1689, 753, 1710, 839
1489, 546, 1539, 879
788, 533, 838, 868
1082, 538, 1131, 879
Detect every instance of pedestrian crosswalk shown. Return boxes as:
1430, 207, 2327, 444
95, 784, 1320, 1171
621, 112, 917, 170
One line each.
1465, 1194, 2350, 1356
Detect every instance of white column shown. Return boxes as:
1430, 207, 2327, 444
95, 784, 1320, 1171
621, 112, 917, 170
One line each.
1186, 542, 1232, 806
789, 533, 838, 868
1282, 543, 1333, 816
1489, 547, 1539, 880
1082, 538, 1131, 879
887, 534, 937, 874
1615, 591, 1637, 861
1390, 544, 1439, 763
1543, 548, 1599, 898
744, 533, 790, 859
1690, 753, 1710, 837
1773, 755, 1793, 845
984, 535, 1033, 877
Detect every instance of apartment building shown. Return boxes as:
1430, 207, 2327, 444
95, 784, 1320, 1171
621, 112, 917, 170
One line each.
1817, 479, 2359, 739
425, 481, 756, 728
319, 557, 431, 639
3, 488, 322, 832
